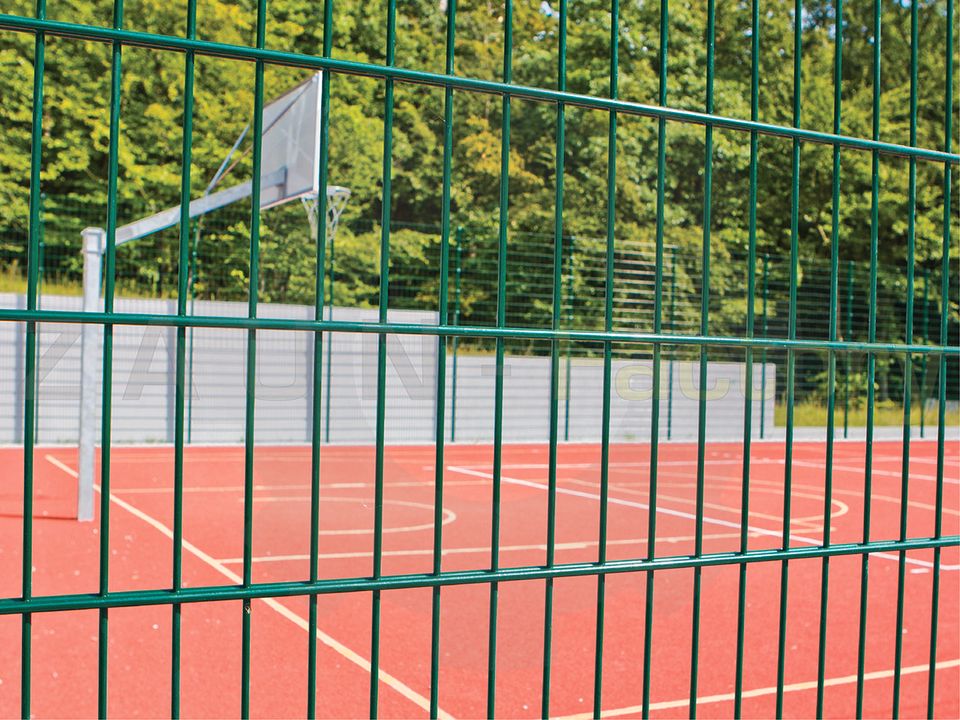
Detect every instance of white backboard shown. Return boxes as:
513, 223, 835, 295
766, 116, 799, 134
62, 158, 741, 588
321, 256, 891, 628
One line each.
260, 72, 323, 208
114, 72, 325, 245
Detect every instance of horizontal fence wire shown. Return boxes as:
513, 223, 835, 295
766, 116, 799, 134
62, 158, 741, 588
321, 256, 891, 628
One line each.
0, 536, 956, 616
0, 12, 958, 165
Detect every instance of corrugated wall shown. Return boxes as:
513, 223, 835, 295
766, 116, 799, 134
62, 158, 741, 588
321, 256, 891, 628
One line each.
0, 293, 774, 445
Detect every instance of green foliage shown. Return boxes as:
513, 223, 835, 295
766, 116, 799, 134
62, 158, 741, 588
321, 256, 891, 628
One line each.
775, 398, 960, 429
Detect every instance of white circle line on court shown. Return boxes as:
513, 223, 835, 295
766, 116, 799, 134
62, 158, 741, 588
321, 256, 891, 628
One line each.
43, 454, 454, 720
444, 465, 960, 571
248, 495, 457, 535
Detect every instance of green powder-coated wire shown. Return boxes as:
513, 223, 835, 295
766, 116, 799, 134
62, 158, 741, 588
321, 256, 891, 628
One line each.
4, 3, 958, 718
816, 1, 844, 715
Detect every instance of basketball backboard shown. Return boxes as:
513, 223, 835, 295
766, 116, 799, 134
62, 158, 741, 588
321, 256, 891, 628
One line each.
114, 72, 332, 245
259, 72, 323, 208
77, 72, 348, 521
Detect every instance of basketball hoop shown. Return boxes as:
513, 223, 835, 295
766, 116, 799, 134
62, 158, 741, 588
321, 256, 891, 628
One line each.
302, 185, 351, 244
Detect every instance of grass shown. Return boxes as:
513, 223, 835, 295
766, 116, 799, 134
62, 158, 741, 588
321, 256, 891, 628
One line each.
776, 399, 960, 428
0, 264, 84, 296
0, 265, 174, 299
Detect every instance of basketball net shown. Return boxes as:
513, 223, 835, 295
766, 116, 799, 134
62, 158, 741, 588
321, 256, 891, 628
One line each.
302, 185, 351, 244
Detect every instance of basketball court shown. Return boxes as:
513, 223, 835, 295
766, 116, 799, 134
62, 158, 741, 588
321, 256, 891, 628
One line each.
1, 1, 958, 717
1, 438, 956, 718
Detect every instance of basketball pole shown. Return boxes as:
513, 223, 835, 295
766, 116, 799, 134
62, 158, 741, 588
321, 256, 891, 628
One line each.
78, 226, 104, 521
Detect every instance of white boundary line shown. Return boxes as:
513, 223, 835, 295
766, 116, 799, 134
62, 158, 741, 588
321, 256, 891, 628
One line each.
247, 495, 457, 536
553, 658, 960, 718
215, 532, 746, 564
44, 455, 453, 720
466, 458, 958, 484
600, 477, 960, 519
112, 479, 487, 494
446, 466, 960, 571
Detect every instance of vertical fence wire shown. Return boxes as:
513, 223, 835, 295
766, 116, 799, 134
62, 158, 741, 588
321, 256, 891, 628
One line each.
928, 1, 954, 714
892, 2, 920, 716
563, 237, 573, 442
450, 228, 462, 443
844, 259, 854, 438
324, 229, 335, 443
642, 1, 668, 716
759, 254, 768, 439
733, 1, 760, 714
486, 3, 513, 715
20, 0, 47, 715
775, 1, 803, 713
97, 1, 125, 713
307, 1, 335, 715
370, 2, 398, 715
592, 2, 619, 713
171, 0, 198, 715
666, 245, 676, 442
919, 267, 929, 438
240, 2, 268, 715
816, 1, 843, 714
688, 2, 715, 716
428, 3, 456, 716
540, 2, 569, 716
855, 3, 883, 714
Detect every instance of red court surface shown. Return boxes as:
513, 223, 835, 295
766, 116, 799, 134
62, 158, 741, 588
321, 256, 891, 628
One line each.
0, 439, 958, 719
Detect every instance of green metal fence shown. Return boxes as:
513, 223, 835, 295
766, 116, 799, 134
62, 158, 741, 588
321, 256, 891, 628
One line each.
0, 0, 958, 718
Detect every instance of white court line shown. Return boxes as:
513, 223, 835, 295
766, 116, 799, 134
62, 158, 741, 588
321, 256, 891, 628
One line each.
603, 477, 960, 518
454, 460, 748, 472
44, 455, 453, 720
789, 459, 955, 484
560, 478, 844, 535
446, 466, 960, 571
248, 495, 457, 535
560, 480, 829, 533
458, 457, 959, 483
116, 483, 350, 495
553, 658, 960, 719
216, 532, 747, 564
114, 479, 486, 494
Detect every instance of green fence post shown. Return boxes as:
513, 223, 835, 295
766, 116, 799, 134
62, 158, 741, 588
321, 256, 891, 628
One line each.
844, 259, 853, 438
928, 5, 954, 710
488, 6, 514, 711
37, 193, 45, 309
563, 236, 574, 442
760, 254, 768, 439
34, 193, 45, 443
186, 221, 199, 444
450, 227, 462, 443
594, 4, 619, 709
667, 246, 677, 441
324, 230, 336, 443
919, 267, 929, 437
689, 3, 717, 711
736, 1, 762, 707
171, 3, 198, 708
21, 2, 47, 711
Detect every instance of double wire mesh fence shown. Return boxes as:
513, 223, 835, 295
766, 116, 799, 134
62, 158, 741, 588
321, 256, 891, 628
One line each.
0, 0, 958, 717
